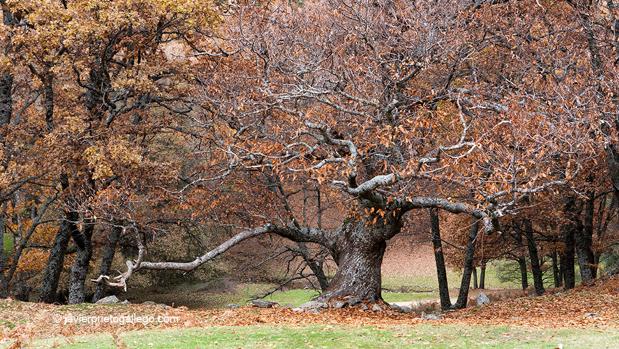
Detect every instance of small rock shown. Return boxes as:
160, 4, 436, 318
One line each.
360, 303, 369, 311
476, 292, 490, 306
227, 303, 240, 309
333, 301, 347, 309
584, 312, 599, 319
95, 295, 120, 304
390, 304, 412, 313
142, 301, 156, 305
292, 307, 303, 313
251, 299, 278, 308
298, 300, 328, 311
157, 303, 171, 309
120, 300, 130, 305
421, 312, 442, 320
371, 304, 383, 312
400, 306, 412, 313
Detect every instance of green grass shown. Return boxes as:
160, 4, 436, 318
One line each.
382, 291, 437, 303
28, 324, 619, 348
2, 233, 13, 254
28, 334, 115, 349
128, 282, 276, 308
262, 288, 437, 306
264, 288, 320, 306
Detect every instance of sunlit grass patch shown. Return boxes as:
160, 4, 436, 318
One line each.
29, 325, 619, 349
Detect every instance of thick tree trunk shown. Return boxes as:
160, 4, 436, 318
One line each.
453, 220, 479, 309
39, 212, 77, 303
523, 220, 544, 295
92, 225, 121, 302
517, 257, 528, 290
551, 252, 562, 287
479, 262, 486, 290
576, 193, 595, 284
317, 214, 400, 305
429, 208, 451, 310
68, 222, 94, 304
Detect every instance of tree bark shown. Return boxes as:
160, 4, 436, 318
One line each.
479, 262, 486, 290
0, 73, 12, 126
472, 267, 478, 289
576, 193, 595, 284
513, 228, 528, 290
316, 215, 397, 305
562, 198, 579, 290
0, 0, 12, 127
92, 225, 121, 302
39, 212, 77, 303
453, 220, 479, 309
294, 242, 329, 292
551, 251, 562, 287
68, 221, 95, 304
523, 220, 544, 295
0, 210, 7, 298
43, 73, 54, 131
429, 208, 451, 310
562, 229, 576, 290
517, 257, 528, 290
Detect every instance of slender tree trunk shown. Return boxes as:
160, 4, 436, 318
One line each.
297, 242, 329, 292
523, 220, 544, 295
92, 225, 121, 302
0, 7, 12, 298
551, 251, 562, 287
68, 222, 94, 304
576, 192, 595, 284
513, 227, 528, 291
0, 73, 12, 126
316, 213, 401, 305
43, 73, 54, 131
562, 229, 576, 290
472, 267, 478, 289
0, 0, 13, 127
453, 220, 479, 309
562, 198, 580, 290
479, 262, 486, 289
517, 257, 528, 290
429, 208, 451, 310
39, 212, 77, 303
0, 210, 7, 298
312, 259, 329, 292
